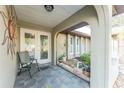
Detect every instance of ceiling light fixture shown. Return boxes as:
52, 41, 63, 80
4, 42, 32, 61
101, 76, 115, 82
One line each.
44, 5, 54, 12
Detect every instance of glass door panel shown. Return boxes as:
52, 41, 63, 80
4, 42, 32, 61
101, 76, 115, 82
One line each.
24, 33, 35, 57
20, 28, 51, 64
40, 35, 48, 59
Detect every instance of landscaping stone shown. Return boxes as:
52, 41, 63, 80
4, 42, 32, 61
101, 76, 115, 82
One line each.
58, 62, 90, 82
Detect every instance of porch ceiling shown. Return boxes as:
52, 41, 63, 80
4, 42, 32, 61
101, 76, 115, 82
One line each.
14, 5, 85, 29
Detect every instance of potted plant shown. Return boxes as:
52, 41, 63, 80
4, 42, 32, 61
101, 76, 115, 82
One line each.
58, 54, 66, 63
62, 55, 66, 62
80, 53, 91, 77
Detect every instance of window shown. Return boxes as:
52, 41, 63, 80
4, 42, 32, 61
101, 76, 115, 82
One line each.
71, 37, 73, 44
77, 37, 80, 53
40, 35, 48, 59
70, 36, 74, 54
25, 33, 35, 57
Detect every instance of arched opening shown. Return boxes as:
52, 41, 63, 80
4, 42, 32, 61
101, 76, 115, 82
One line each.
56, 22, 91, 87
52, 5, 112, 87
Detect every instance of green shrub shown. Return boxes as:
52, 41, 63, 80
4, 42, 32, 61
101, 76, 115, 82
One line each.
80, 53, 91, 66
58, 54, 65, 61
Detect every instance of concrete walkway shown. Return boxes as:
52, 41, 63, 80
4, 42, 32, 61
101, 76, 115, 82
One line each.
14, 64, 89, 88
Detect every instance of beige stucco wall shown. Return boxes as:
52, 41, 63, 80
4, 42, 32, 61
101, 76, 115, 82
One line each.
57, 33, 67, 59
57, 32, 91, 59
0, 6, 19, 87
17, 20, 53, 32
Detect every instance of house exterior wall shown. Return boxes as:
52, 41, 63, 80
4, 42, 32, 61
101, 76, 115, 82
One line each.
0, 5, 53, 87
17, 20, 52, 32
57, 33, 91, 60
57, 33, 67, 59
0, 6, 19, 87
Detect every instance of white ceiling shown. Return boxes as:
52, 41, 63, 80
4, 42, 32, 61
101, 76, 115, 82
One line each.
14, 5, 85, 28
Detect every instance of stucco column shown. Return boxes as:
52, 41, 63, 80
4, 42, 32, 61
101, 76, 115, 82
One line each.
90, 6, 112, 88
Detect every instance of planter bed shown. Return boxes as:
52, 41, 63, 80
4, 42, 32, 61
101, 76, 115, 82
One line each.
57, 62, 90, 82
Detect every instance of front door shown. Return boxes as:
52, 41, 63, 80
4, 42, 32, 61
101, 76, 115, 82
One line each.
20, 28, 51, 64
37, 32, 51, 64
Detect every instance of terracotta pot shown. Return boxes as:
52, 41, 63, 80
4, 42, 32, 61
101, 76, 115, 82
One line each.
83, 71, 90, 77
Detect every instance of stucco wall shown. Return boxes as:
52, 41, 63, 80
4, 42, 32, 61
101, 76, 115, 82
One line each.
17, 20, 53, 32
0, 6, 19, 87
57, 33, 91, 60
57, 33, 66, 59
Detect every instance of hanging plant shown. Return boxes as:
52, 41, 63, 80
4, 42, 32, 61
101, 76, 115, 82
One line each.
0, 5, 16, 58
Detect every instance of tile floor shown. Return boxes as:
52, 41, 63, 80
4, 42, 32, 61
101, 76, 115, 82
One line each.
14, 64, 89, 88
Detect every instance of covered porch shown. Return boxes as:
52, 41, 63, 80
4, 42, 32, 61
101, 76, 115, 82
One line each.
0, 5, 113, 88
